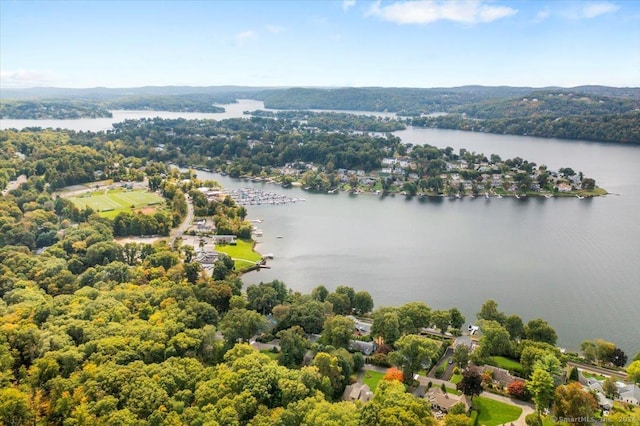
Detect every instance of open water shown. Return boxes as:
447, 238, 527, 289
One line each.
2, 100, 638, 357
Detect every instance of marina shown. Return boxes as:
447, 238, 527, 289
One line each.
227, 188, 306, 206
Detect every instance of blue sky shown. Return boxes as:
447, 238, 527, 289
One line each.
1, 0, 639, 88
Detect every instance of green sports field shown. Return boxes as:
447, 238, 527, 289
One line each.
66, 189, 165, 218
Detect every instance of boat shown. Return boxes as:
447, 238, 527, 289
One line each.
497, 194, 503, 199
485, 193, 490, 199
276, 235, 283, 239
576, 195, 585, 200
545, 194, 553, 199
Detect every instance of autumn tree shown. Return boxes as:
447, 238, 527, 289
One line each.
507, 380, 528, 400
384, 367, 404, 382
553, 383, 598, 426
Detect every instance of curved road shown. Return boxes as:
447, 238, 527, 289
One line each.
169, 195, 194, 247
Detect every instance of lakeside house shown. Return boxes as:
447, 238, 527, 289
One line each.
582, 375, 640, 408
424, 387, 470, 413
212, 235, 237, 244
468, 365, 521, 388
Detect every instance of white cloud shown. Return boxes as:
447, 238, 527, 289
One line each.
0, 69, 56, 88
533, 9, 550, 23
236, 30, 257, 45
552, 2, 620, 20
343, 0, 356, 11
266, 25, 285, 33
366, 0, 517, 25
581, 2, 619, 18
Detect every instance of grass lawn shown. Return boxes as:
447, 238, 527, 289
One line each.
215, 239, 263, 271
473, 396, 522, 426
259, 349, 280, 361
446, 387, 462, 395
67, 188, 165, 219
450, 373, 463, 385
582, 371, 606, 381
362, 370, 385, 392
489, 356, 523, 373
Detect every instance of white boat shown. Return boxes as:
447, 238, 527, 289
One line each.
497, 194, 503, 199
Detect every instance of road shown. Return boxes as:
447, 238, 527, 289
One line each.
169, 195, 194, 247
567, 361, 627, 379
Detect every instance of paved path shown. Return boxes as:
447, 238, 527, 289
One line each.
169, 195, 194, 247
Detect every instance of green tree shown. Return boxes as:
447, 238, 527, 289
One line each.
247, 283, 279, 314
361, 379, 435, 426
448, 308, 465, 331
371, 308, 401, 345
277, 326, 309, 367
524, 319, 557, 345
453, 345, 471, 368
477, 320, 512, 358
602, 376, 620, 399
398, 302, 432, 334
431, 310, 451, 335
477, 299, 506, 324
626, 360, 640, 384
311, 285, 329, 302
313, 352, 345, 400
505, 315, 524, 340
353, 291, 374, 315
219, 309, 266, 346
326, 292, 350, 315
388, 335, 440, 382
528, 367, 555, 416
321, 315, 354, 349
0, 387, 33, 426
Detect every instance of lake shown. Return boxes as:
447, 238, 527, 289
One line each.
2, 101, 638, 357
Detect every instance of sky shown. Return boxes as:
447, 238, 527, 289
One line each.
1, 0, 639, 89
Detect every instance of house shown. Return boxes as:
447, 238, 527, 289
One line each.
348, 340, 377, 356
382, 158, 397, 166
469, 365, 520, 388
425, 387, 469, 412
195, 249, 220, 265
343, 383, 373, 402
212, 235, 237, 244
618, 382, 640, 406
584, 377, 615, 410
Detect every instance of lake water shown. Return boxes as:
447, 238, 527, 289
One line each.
2, 101, 638, 357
